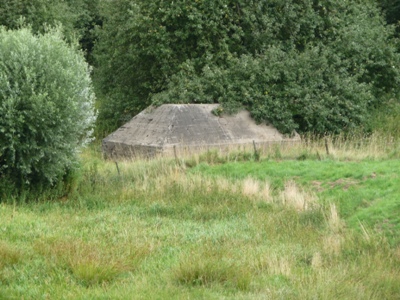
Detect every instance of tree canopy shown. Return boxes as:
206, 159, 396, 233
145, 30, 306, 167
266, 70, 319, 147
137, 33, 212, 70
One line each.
93, 0, 400, 135
0, 0, 399, 136
0, 0, 102, 63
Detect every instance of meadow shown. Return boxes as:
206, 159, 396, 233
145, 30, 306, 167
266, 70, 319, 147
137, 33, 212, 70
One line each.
0, 134, 399, 299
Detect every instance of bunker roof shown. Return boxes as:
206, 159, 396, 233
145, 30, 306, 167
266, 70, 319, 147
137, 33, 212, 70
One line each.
102, 104, 300, 159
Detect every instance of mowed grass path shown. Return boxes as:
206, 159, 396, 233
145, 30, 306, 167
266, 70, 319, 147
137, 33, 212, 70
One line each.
1, 156, 400, 299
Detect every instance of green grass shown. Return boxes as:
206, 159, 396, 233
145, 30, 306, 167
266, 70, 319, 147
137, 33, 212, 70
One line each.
192, 159, 400, 245
1, 143, 400, 299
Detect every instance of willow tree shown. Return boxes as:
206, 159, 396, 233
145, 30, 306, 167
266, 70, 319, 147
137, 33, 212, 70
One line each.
0, 27, 96, 192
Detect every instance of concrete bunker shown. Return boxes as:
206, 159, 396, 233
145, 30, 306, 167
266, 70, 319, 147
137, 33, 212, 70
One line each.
102, 104, 300, 159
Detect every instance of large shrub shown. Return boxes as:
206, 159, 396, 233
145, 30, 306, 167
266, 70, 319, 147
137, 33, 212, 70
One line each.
95, 0, 400, 135
0, 27, 96, 189
154, 46, 374, 134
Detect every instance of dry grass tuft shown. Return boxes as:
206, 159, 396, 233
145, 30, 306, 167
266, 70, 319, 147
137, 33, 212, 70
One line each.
255, 254, 293, 277
311, 252, 323, 269
241, 178, 273, 205
280, 180, 318, 212
327, 204, 344, 233
260, 181, 272, 202
323, 234, 344, 256
242, 177, 260, 197
215, 177, 237, 194
269, 255, 292, 276
151, 168, 216, 195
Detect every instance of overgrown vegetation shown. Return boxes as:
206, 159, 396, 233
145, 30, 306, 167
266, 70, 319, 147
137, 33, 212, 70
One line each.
94, 0, 400, 135
1, 2, 400, 297
0, 140, 399, 298
1, 0, 399, 136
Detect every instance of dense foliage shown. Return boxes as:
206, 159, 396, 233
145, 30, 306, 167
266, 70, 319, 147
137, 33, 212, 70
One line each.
94, 0, 400, 134
379, 0, 400, 27
0, 0, 102, 63
0, 0, 73, 35
0, 27, 96, 189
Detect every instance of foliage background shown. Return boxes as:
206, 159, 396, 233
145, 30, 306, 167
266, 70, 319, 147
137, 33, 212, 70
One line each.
94, 0, 400, 135
0, 0, 102, 63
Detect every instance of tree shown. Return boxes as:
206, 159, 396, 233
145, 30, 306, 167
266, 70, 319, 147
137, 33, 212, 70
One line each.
0, 27, 96, 191
94, 0, 400, 134
0, 0, 102, 64
0, 0, 76, 39
379, 0, 400, 26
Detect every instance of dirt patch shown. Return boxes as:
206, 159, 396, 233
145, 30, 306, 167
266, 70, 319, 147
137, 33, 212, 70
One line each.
311, 181, 324, 192
328, 178, 359, 190
311, 178, 359, 192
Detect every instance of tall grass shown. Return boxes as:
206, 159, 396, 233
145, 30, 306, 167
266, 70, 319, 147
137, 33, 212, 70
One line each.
33, 238, 151, 286
144, 129, 400, 171
1, 132, 399, 299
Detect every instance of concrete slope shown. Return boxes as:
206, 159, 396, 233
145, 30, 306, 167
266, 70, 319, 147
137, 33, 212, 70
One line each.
102, 104, 300, 158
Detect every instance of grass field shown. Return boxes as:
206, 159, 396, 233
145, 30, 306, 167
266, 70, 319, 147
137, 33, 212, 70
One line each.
1, 138, 400, 299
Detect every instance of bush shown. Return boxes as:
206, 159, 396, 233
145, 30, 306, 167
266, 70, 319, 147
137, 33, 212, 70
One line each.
0, 27, 96, 191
